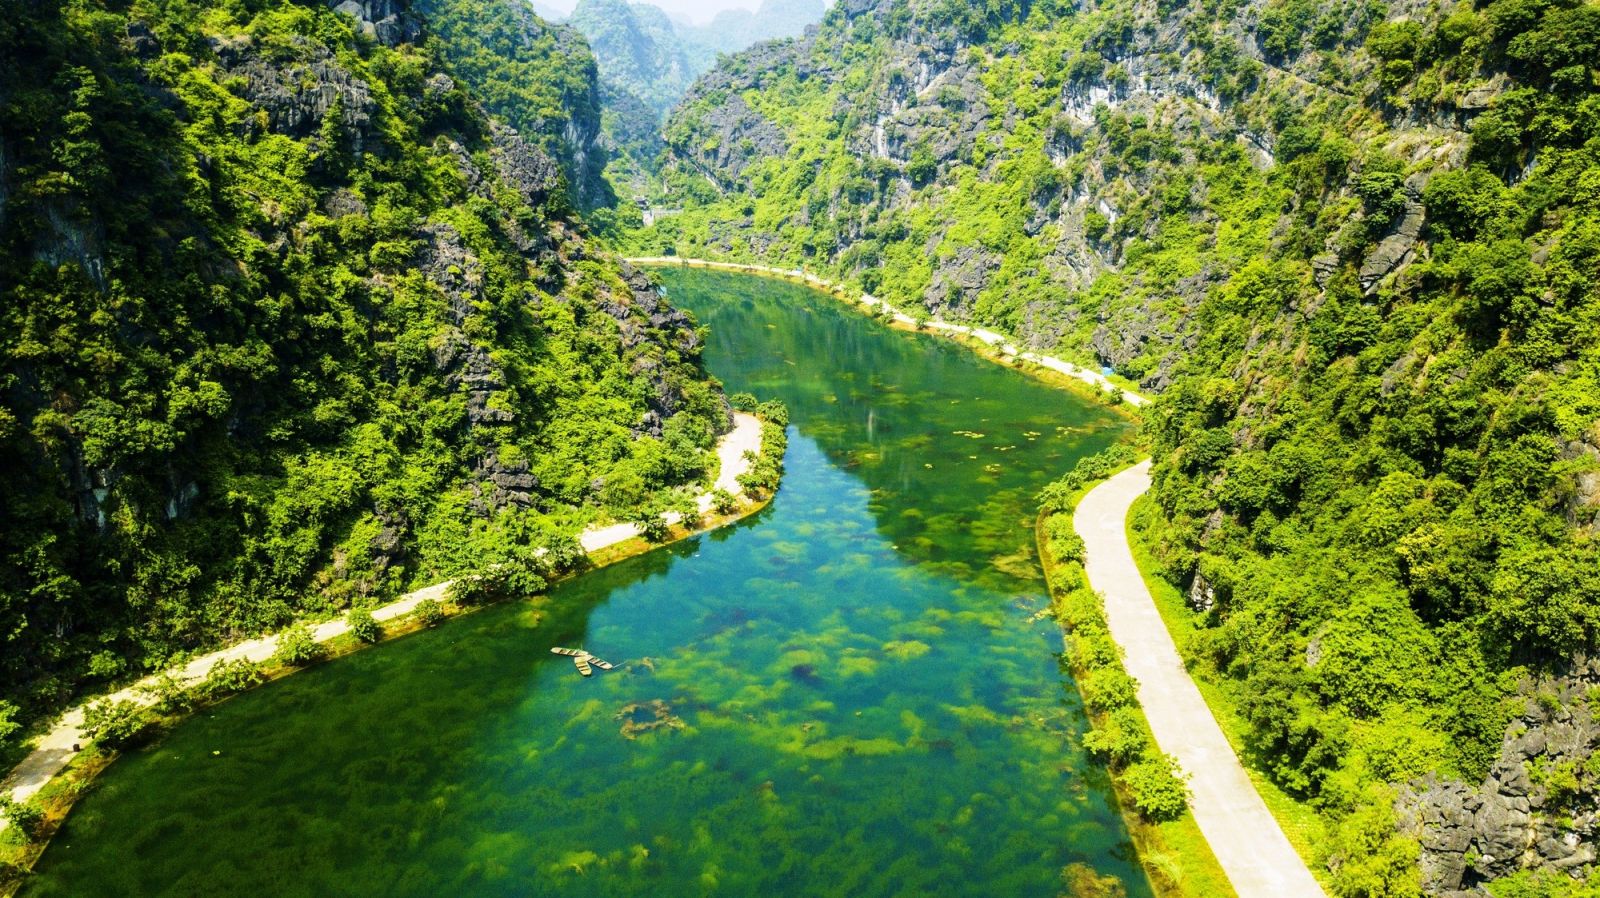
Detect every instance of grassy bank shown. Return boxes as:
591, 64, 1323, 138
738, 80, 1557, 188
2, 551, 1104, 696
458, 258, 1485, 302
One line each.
1036, 449, 1236, 898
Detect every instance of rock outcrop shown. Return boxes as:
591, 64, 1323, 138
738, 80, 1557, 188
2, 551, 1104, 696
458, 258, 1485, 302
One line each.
1398, 660, 1600, 895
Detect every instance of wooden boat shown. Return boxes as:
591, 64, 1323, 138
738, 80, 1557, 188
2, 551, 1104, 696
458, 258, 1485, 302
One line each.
551, 646, 614, 676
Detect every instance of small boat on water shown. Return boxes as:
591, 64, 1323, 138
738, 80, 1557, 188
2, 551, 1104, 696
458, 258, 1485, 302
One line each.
551, 646, 614, 677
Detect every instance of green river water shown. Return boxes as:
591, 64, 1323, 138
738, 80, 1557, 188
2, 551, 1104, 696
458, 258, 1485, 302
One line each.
24, 268, 1144, 897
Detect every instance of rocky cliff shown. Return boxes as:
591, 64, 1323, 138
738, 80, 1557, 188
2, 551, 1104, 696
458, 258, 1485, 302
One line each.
1399, 660, 1600, 895
647, 0, 1488, 391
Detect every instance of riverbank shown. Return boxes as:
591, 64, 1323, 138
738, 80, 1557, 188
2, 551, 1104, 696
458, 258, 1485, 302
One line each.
0, 413, 771, 857
1073, 463, 1326, 898
626, 257, 1149, 409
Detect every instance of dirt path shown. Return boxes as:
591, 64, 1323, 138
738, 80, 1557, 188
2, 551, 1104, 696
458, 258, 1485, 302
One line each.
628, 257, 1149, 406
2, 413, 764, 824
1075, 461, 1327, 898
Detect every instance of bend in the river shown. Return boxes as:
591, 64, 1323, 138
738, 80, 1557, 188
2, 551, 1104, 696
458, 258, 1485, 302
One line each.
22, 269, 1146, 898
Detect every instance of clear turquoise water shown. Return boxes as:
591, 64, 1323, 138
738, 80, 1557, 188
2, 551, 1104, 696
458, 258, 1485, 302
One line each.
24, 268, 1144, 897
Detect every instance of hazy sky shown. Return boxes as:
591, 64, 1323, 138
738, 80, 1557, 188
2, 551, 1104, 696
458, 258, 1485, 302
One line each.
537, 0, 818, 26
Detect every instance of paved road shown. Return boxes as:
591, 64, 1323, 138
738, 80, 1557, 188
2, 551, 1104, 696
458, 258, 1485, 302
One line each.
2, 414, 764, 825
1075, 461, 1327, 898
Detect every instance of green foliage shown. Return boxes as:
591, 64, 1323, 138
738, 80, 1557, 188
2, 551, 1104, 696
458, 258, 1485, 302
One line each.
1081, 707, 1150, 766
198, 659, 266, 701
0, 798, 45, 841
0, 701, 18, 752
80, 700, 149, 751
631, 506, 673, 543
414, 599, 446, 627
1323, 786, 1423, 898
1038, 445, 1140, 513
1124, 753, 1190, 822
710, 487, 739, 515
0, 0, 725, 729
273, 626, 324, 668
348, 609, 382, 644
1489, 869, 1600, 898
1045, 515, 1086, 564
413, 0, 610, 209
736, 400, 790, 499
1080, 666, 1139, 713
447, 545, 551, 605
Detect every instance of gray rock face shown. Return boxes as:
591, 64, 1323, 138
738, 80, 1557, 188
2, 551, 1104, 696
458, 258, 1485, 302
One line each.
592, 265, 714, 437
211, 36, 380, 154
660, 0, 1495, 394
488, 121, 563, 211
124, 20, 160, 58
1360, 198, 1426, 294
924, 245, 999, 319
673, 92, 789, 189
37, 203, 108, 290
1561, 425, 1600, 533
329, 0, 420, 47
1397, 659, 1600, 895
470, 451, 540, 515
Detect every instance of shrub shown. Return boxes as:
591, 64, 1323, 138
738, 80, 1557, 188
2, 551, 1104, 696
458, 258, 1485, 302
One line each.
348, 608, 381, 643
711, 487, 739, 514
1037, 444, 1140, 512
1045, 515, 1086, 563
272, 625, 323, 667
541, 534, 586, 573
1125, 753, 1190, 821
0, 798, 45, 840
728, 392, 759, 412
414, 598, 445, 626
632, 508, 672, 542
199, 659, 265, 700
140, 674, 193, 716
81, 699, 150, 750
1080, 667, 1139, 712
0, 700, 19, 750
755, 399, 790, 428
1081, 707, 1150, 766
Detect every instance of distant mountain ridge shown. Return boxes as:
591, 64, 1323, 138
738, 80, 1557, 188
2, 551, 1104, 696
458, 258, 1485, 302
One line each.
566, 0, 825, 119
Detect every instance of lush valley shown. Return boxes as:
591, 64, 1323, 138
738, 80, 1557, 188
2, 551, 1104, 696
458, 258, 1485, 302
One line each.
0, 0, 726, 752
633, 0, 1600, 894
4, 0, 1600, 896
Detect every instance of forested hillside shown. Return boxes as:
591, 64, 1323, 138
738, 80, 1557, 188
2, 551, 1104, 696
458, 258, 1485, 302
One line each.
632, 0, 1600, 894
0, 0, 726, 743
413, 0, 614, 210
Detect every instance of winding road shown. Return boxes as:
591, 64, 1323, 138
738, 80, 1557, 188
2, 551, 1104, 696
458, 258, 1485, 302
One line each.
1075, 461, 1327, 898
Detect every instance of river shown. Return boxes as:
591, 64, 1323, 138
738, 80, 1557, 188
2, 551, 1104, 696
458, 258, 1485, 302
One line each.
23, 268, 1144, 897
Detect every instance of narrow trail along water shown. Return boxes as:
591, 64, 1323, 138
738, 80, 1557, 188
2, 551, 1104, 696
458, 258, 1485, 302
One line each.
24, 268, 1141, 897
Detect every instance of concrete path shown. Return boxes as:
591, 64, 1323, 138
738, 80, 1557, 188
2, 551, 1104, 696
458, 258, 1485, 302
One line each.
2, 413, 764, 824
1075, 461, 1326, 898
628, 257, 1148, 406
